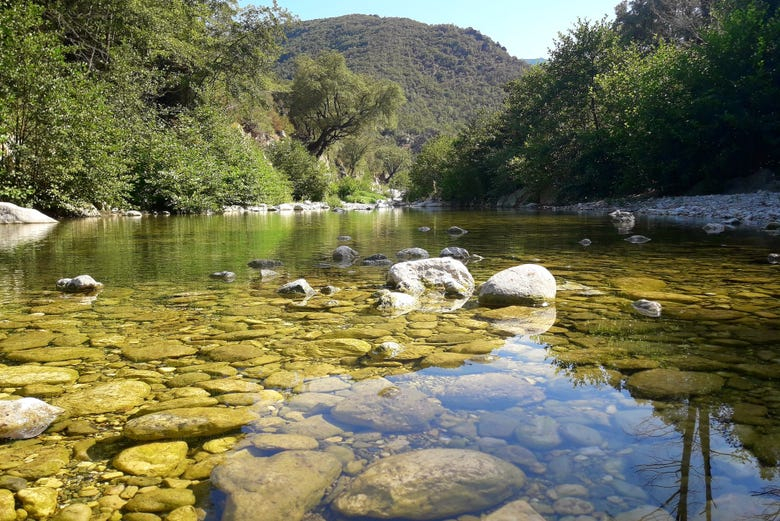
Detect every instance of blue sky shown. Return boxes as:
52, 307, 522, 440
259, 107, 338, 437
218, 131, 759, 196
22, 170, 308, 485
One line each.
243, 0, 619, 58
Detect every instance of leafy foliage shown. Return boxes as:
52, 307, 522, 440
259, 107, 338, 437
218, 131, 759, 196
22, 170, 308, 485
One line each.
283, 51, 405, 157
267, 139, 331, 201
414, 1, 780, 204
278, 15, 529, 142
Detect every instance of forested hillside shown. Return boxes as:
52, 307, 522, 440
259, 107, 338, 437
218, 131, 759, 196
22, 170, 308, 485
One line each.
408, 0, 780, 204
277, 15, 529, 143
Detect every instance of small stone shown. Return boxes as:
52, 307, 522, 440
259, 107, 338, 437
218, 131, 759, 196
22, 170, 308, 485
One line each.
632, 299, 662, 318
625, 235, 651, 244
209, 271, 236, 282
768, 253, 779, 264
0, 489, 16, 521
123, 488, 195, 513
113, 441, 189, 477
56, 274, 104, 293
578, 238, 592, 246
277, 278, 315, 297
0, 397, 65, 439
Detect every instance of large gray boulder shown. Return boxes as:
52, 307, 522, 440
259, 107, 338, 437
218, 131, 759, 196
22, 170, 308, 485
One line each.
56, 274, 104, 293
333, 448, 526, 520
212, 449, 342, 521
378, 257, 474, 315
478, 264, 556, 307
0, 398, 65, 439
0, 202, 57, 224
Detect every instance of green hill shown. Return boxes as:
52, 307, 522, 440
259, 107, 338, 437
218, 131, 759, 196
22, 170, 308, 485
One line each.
277, 14, 529, 144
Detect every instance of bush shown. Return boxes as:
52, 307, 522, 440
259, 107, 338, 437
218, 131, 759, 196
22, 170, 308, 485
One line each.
267, 139, 331, 201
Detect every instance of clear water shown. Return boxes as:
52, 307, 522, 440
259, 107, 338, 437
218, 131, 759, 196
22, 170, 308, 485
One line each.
1, 209, 779, 521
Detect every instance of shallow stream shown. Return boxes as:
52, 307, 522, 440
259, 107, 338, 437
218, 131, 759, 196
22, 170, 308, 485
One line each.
1, 209, 778, 521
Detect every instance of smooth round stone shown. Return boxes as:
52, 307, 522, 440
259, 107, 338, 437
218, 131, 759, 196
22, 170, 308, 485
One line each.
289, 338, 372, 358
553, 497, 594, 515
124, 407, 257, 440
249, 433, 319, 451
52, 380, 151, 417
51, 502, 97, 521
113, 441, 189, 477
0, 366, 79, 387
165, 505, 198, 521
212, 449, 342, 521
330, 380, 444, 433
483, 499, 547, 521
427, 373, 545, 410
478, 264, 556, 307
135, 396, 219, 415
514, 415, 562, 449
333, 449, 525, 520
626, 368, 724, 399
558, 423, 604, 446
632, 299, 662, 318
123, 488, 195, 513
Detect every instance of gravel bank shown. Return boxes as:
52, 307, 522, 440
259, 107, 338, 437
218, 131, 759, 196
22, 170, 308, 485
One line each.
549, 191, 780, 230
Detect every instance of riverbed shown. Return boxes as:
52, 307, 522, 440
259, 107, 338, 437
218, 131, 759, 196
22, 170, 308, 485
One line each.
1, 208, 779, 521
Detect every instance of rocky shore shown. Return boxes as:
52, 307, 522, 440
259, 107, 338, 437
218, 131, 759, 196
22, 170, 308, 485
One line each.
545, 191, 780, 230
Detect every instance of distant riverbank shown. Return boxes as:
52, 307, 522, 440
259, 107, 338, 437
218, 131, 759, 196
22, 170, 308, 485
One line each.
545, 191, 780, 230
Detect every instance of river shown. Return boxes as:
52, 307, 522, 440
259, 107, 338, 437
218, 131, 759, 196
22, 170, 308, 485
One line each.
0, 208, 778, 521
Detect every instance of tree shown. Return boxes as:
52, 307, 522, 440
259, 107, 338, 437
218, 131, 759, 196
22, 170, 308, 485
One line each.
407, 135, 455, 201
372, 145, 411, 184
284, 51, 405, 157
267, 139, 331, 201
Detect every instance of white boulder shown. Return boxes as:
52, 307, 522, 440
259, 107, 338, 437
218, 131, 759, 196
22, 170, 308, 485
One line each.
478, 264, 556, 307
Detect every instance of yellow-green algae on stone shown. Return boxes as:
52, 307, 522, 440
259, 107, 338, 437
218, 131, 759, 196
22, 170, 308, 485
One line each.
113, 441, 189, 477
124, 406, 257, 440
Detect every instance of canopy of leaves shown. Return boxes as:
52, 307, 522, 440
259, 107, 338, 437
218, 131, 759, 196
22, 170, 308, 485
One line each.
284, 51, 405, 158
277, 15, 529, 145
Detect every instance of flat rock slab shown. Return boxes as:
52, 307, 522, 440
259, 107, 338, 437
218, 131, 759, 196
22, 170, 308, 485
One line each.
0, 202, 57, 223
121, 342, 197, 362
333, 448, 526, 520
626, 368, 725, 399
124, 406, 257, 440
0, 366, 79, 387
212, 449, 342, 521
6, 346, 105, 363
53, 380, 151, 417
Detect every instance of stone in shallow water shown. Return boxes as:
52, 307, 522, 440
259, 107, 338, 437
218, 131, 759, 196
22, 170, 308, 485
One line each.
514, 415, 562, 449
484, 499, 546, 521
52, 380, 151, 417
478, 264, 556, 307
0, 330, 56, 352
423, 373, 545, 410
124, 406, 257, 440
123, 488, 195, 513
626, 368, 724, 399
0, 444, 70, 479
0, 397, 64, 439
333, 448, 525, 520
113, 441, 189, 477
211, 449, 342, 521
7, 346, 105, 362
0, 366, 79, 387
330, 379, 444, 433
121, 341, 197, 362
632, 299, 662, 318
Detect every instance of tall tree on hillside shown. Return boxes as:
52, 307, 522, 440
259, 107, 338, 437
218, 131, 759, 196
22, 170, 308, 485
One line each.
284, 51, 405, 157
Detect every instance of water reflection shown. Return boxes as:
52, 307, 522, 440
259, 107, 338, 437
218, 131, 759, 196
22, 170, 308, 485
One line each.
0, 223, 57, 250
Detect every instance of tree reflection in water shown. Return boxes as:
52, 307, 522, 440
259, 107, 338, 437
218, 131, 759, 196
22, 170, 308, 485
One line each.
629, 398, 779, 521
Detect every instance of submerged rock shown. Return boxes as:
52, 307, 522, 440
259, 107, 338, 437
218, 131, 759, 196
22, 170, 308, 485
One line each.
627, 368, 725, 399
768, 253, 779, 264
124, 406, 257, 440
702, 222, 725, 234
52, 380, 152, 417
447, 225, 468, 235
0, 397, 64, 439
113, 441, 189, 477
330, 379, 444, 432
625, 235, 651, 244
578, 238, 592, 246
478, 264, 556, 307
56, 274, 104, 293
333, 448, 525, 520
212, 449, 341, 521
